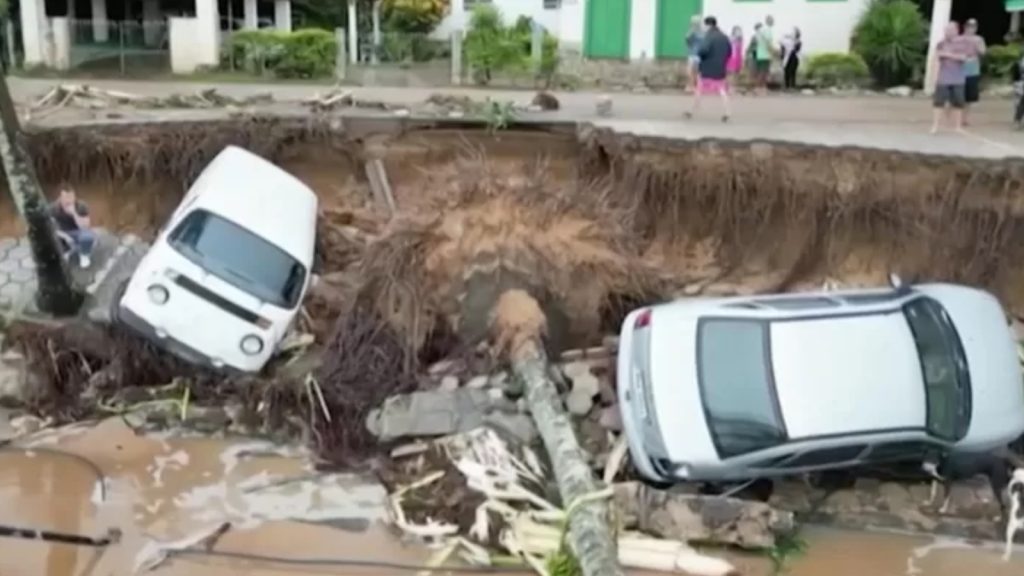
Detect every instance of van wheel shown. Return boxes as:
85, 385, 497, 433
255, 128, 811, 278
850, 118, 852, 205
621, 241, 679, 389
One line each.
109, 280, 128, 325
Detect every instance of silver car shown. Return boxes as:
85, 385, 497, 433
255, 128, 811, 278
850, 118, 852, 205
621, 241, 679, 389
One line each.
617, 280, 1024, 484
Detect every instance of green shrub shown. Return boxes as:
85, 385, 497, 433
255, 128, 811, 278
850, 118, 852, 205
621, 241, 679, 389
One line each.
276, 29, 337, 78
984, 44, 1023, 80
228, 29, 286, 75
510, 16, 560, 81
464, 5, 527, 85
226, 28, 335, 78
852, 0, 927, 87
804, 52, 871, 87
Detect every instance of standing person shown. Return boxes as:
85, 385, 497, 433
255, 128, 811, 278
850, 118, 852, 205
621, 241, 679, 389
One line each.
49, 186, 95, 269
961, 18, 987, 126
782, 27, 802, 91
727, 25, 744, 89
930, 22, 969, 134
686, 16, 704, 93
685, 16, 733, 123
753, 15, 775, 94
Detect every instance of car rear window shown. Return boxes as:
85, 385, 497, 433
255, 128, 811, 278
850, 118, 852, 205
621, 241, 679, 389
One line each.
169, 209, 306, 309
698, 319, 787, 459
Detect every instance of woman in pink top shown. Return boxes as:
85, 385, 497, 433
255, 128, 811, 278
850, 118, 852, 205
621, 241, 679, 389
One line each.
727, 26, 744, 87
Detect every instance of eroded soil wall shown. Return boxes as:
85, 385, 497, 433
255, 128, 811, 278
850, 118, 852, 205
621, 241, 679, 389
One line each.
8, 117, 1024, 326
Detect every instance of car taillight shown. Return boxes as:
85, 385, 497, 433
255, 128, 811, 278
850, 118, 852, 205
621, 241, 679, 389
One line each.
634, 309, 652, 329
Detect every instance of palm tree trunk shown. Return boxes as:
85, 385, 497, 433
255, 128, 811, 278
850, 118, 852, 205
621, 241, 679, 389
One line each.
0, 68, 83, 316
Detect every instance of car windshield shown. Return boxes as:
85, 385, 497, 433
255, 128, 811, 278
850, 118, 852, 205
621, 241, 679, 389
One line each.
902, 297, 971, 441
698, 319, 787, 458
168, 209, 306, 309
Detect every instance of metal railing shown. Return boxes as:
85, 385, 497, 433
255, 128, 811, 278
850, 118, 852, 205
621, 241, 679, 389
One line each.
67, 19, 170, 75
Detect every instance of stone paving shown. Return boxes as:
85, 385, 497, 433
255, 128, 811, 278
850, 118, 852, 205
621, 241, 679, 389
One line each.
0, 230, 148, 316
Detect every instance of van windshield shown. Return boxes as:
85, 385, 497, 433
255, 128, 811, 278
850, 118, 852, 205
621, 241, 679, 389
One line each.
168, 209, 305, 309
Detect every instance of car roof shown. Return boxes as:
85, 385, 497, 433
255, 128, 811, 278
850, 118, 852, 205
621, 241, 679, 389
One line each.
768, 312, 926, 439
188, 146, 318, 262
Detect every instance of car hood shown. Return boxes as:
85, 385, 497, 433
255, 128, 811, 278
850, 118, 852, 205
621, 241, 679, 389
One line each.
917, 284, 1024, 448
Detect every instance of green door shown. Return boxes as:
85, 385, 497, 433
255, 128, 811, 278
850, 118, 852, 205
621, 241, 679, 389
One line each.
584, 0, 631, 60
655, 0, 702, 59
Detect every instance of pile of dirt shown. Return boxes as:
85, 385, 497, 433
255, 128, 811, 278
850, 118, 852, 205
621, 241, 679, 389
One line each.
356, 152, 662, 354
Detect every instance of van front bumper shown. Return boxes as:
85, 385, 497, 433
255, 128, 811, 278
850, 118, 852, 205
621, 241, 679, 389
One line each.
117, 304, 239, 374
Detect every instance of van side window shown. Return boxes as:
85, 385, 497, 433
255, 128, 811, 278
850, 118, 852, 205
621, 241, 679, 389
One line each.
751, 296, 839, 310
842, 292, 903, 305
781, 445, 867, 467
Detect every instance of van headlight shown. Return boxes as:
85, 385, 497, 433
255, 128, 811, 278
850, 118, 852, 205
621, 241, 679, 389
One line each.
240, 335, 264, 356
147, 284, 169, 305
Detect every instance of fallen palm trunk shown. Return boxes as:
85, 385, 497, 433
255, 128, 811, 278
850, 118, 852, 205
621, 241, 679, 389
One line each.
387, 427, 738, 576
508, 517, 737, 576
614, 482, 795, 550
491, 290, 622, 576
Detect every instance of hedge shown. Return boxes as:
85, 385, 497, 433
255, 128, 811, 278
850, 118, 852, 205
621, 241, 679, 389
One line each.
227, 28, 336, 79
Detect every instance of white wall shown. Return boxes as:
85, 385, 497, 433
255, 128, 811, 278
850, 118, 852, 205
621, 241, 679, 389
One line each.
49, 17, 70, 70
630, 0, 655, 60
558, 0, 584, 50
701, 0, 871, 55
169, 17, 212, 73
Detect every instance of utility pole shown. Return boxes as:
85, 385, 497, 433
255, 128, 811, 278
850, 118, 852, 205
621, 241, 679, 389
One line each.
0, 67, 83, 316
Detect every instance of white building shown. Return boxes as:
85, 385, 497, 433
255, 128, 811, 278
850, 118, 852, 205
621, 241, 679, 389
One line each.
435, 0, 869, 60
19, 0, 294, 73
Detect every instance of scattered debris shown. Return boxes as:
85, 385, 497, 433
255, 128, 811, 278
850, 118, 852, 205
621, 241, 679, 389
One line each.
614, 482, 796, 550
31, 84, 273, 111
366, 389, 517, 442
303, 87, 393, 112
386, 427, 741, 576
531, 91, 560, 111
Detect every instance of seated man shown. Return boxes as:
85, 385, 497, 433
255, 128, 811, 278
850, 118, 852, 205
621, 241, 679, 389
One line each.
49, 186, 94, 268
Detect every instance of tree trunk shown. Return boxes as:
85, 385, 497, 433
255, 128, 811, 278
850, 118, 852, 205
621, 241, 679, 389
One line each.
0, 69, 83, 316
491, 288, 622, 576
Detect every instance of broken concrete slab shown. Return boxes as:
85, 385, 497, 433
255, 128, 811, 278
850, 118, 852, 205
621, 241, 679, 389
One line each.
563, 361, 600, 416
614, 482, 795, 549
366, 389, 517, 442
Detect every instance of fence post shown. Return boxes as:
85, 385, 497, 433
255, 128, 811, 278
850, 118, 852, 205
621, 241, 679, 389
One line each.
530, 20, 542, 75
450, 29, 462, 86
118, 22, 126, 75
335, 28, 347, 81
4, 21, 15, 70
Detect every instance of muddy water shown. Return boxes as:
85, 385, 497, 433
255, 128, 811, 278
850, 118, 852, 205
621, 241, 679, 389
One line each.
0, 420, 1022, 576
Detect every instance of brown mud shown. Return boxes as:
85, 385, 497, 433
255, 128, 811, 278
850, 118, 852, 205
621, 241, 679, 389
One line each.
0, 420, 1022, 576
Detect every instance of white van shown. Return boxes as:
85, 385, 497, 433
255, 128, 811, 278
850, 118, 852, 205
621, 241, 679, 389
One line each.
116, 146, 318, 373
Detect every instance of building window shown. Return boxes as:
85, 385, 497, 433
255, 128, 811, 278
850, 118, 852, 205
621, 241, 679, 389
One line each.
544, 0, 560, 9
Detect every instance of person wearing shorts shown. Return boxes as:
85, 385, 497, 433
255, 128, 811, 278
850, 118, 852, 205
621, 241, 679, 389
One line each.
961, 18, 987, 126
685, 16, 733, 122
931, 22, 969, 134
753, 16, 775, 94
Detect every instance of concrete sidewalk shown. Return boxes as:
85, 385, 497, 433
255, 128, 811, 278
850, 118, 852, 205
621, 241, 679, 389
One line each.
9, 77, 1024, 158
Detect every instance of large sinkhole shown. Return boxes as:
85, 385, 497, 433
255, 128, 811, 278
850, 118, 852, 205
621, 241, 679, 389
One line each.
9, 117, 1024, 356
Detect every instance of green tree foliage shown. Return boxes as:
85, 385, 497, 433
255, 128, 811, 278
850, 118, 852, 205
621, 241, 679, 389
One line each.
984, 44, 1023, 80
852, 0, 927, 87
464, 6, 559, 86
382, 0, 448, 34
